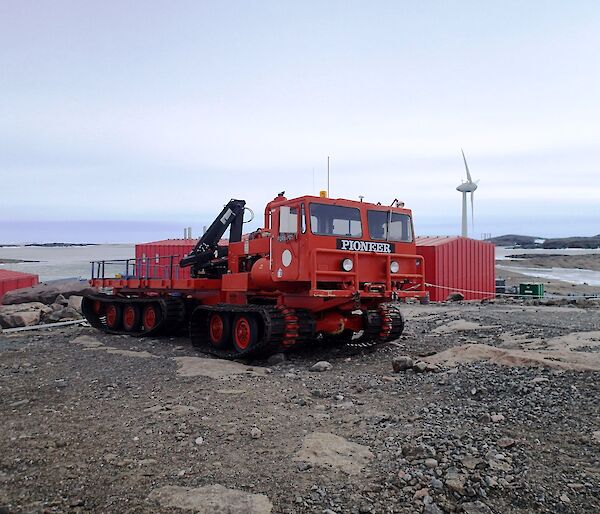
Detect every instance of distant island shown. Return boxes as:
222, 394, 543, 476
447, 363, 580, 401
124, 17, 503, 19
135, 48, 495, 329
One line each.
486, 234, 600, 249
0, 243, 97, 248
0, 258, 40, 264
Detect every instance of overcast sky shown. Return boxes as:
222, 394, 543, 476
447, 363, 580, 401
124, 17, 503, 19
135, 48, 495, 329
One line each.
1, 0, 599, 241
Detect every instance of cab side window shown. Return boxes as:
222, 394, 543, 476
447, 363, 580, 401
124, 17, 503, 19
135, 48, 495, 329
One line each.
279, 206, 298, 236
301, 204, 307, 233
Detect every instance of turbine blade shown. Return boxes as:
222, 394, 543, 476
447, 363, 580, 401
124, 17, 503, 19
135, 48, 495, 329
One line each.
461, 148, 473, 183
470, 191, 475, 231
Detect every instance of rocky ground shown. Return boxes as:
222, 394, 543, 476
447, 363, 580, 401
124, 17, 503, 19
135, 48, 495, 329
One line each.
1, 300, 599, 514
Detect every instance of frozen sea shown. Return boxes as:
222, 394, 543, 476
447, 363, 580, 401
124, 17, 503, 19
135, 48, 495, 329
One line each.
0, 244, 135, 282
495, 247, 600, 286
495, 247, 600, 259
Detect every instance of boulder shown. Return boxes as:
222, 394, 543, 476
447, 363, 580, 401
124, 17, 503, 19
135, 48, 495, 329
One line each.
0, 310, 41, 328
392, 356, 414, 372
310, 361, 333, 372
0, 302, 52, 328
67, 295, 83, 313
55, 294, 69, 306
46, 307, 82, 323
0, 302, 52, 316
2, 280, 95, 306
413, 361, 429, 373
446, 292, 465, 302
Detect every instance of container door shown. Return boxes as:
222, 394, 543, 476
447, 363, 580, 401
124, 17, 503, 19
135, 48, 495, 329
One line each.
271, 204, 301, 281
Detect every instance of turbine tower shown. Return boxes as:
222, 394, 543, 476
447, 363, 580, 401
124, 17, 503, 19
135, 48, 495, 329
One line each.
456, 149, 478, 237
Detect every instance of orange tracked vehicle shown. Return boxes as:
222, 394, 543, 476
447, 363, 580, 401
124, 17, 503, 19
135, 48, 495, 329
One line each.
82, 193, 427, 357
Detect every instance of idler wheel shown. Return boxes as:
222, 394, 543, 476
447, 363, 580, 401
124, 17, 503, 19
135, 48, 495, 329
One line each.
208, 312, 231, 349
105, 303, 122, 330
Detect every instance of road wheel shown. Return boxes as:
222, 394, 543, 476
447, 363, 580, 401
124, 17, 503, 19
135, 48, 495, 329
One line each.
232, 314, 259, 353
123, 304, 142, 332
208, 312, 231, 349
142, 304, 161, 331
105, 303, 122, 330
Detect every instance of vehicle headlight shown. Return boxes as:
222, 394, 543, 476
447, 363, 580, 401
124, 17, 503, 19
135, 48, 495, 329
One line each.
390, 261, 400, 273
342, 258, 354, 272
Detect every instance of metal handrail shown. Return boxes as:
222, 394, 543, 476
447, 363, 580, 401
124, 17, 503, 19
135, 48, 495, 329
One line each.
89, 254, 189, 280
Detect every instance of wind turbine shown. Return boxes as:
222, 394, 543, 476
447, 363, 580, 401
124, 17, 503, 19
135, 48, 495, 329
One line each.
456, 149, 478, 237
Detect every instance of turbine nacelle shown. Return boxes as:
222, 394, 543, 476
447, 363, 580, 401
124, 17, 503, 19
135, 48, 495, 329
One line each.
456, 182, 477, 193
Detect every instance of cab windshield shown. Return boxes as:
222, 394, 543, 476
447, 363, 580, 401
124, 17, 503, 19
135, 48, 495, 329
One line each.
309, 203, 362, 237
368, 210, 413, 242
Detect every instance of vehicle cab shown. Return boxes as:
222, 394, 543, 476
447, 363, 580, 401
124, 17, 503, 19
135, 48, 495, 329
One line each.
255, 193, 426, 300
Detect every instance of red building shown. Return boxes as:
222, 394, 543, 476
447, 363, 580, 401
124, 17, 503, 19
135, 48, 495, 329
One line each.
0, 269, 39, 304
416, 236, 495, 301
134, 239, 197, 279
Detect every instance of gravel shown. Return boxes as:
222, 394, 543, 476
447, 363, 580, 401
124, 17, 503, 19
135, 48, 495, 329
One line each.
0, 300, 598, 513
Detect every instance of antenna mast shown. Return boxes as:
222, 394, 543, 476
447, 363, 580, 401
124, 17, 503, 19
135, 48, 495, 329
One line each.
327, 156, 330, 196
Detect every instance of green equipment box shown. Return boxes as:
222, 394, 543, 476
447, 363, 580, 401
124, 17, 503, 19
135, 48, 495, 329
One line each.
519, 283, 545, 298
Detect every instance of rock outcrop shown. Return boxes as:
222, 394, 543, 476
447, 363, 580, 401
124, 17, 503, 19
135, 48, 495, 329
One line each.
0, 310, 41, 328
2, 280, 95, 306
149, 485, 272, 514
0, 294, 84, 328
0, 302, 52, 328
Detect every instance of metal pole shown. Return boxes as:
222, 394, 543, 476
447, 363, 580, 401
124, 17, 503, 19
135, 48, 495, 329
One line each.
327, 156, 330, 196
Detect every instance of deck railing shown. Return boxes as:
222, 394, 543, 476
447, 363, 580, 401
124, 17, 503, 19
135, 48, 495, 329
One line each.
90, 254, 189, 281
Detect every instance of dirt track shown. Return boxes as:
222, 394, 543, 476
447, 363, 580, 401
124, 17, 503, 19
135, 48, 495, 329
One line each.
1, 300, 599, 514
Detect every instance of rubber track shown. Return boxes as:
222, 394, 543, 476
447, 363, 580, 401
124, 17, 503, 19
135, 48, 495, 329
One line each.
81, 293, 185, 337
190, 305, 315, 359
345, 304, 405, 349
383, 305, 405, 342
